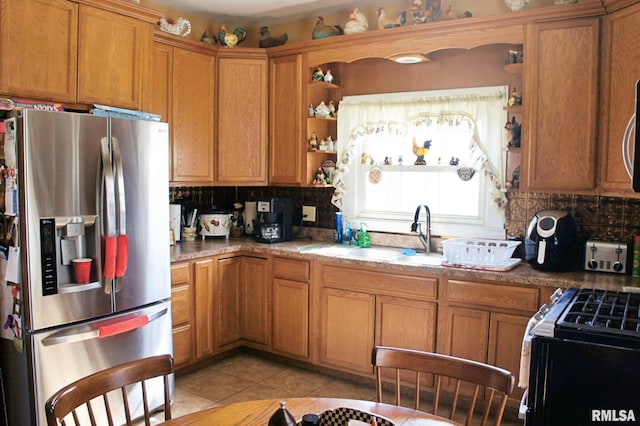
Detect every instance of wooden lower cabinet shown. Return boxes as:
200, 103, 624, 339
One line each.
319, 287, 376, 375
194, 258, 215, 359
170, 262, 195, 368
216, 255, 270, 352
240, 256, 270, 348
441, 279, 539, 406
273, 278, 309, 358
272, 257, 311, 359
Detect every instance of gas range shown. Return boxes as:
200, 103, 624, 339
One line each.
531, 287, 640, 349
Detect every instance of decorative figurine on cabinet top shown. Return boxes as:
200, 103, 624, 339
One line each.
259, 26, 288, 48
343, 8, 369, 35
309, 132, 319, 151
377, 8, 407, 29
412, 138, 432, 165
158, 17, 192, 37
312, 16, 344, 39
219, 25, 247, 47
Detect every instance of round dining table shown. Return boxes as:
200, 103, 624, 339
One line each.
161, 397, 460, 425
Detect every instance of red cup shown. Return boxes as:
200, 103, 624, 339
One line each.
72, 258, 92, 284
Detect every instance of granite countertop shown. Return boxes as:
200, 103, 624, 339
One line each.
170, 237, 640, 292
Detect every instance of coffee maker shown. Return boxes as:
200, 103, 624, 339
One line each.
255, 197, 293, 243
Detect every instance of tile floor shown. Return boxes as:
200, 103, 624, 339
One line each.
166, 351, 522, 425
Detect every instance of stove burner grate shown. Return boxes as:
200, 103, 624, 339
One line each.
557, 289, 640, 336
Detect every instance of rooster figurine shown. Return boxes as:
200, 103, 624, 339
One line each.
312, 16, 343, 39
377, 8, 407, 29
219, 25, 247, 48
259, 26, 288, 48
343, 8, 369, 35
412, 138, 432, 165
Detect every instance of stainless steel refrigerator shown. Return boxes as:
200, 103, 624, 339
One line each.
0, 109, 172, 426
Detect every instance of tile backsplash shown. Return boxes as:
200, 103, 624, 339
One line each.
170, 186, 640, 244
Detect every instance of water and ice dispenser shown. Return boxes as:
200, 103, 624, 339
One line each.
40, 216, 100, 295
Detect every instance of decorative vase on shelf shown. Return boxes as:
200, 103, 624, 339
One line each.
504, 0, 529, 12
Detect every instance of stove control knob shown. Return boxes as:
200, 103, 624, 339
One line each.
613, 261, 624, 272
550, 288, 563, 303
587, 259, 598, 269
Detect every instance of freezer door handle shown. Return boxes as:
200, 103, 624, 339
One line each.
100, 137, 117, 286
41, 307, 169, 346
111, 137, 128, 288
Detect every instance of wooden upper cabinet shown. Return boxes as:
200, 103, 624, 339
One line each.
0, 0, 78, 102
598, 2, 640, 195
77, 5, 151, 109
269, 54, 304, 185
216, 50, 268, 185
522, 18, 599, 193
171, 47, 216, 183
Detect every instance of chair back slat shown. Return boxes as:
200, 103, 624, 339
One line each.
372, 346, 514, 426
45, 355, 174, 426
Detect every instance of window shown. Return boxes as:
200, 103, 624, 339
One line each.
333, 86, 508, 239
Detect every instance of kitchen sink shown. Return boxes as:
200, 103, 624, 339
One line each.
345, 247, 407, 261
393, 253, 443, 266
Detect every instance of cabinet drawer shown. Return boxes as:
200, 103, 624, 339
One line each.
171, 263, 191, 285
447, 280, 539, 312
171, 284, 191, 326
172, 324, 193, 366
274, 257, 310, 281
322, 264, 437, 300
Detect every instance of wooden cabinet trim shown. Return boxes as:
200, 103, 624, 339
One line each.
321, 263, 438, 300
273, 257, 310, 281
447, 279, 539, 312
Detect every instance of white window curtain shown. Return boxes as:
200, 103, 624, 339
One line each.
332, 86, 508, 219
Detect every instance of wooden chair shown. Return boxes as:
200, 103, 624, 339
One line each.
45, 354, 174, 426
372, 346, 514, 426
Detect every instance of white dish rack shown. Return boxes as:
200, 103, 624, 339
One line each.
443, 238, 521, 267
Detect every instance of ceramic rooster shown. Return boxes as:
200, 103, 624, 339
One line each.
219, 25, 247, 48
343, 8, 369, 35
413, 138, 432, 165
312, 16, 343, 40
259, 26, 288, 48
377, 8, 407, 30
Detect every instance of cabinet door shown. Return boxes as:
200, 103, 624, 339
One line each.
269, 55, 304, 185
319, 287, 375, 374
523, 18, 599, 192
0, 0, 78, 102
488, 312, 530, 405
171, 263, 194, 367
440, 306, 490, 363
217, 257, 241, 348
240, 256, 270, 346
217, 54, 268, 185
145, 41, 172, 123
599, 3, 640, 194
273, 278, 309, 359
77, 5, 150, 109
194, 258, 215, 359
376, 295, 437, 352
171, 48, 216, 183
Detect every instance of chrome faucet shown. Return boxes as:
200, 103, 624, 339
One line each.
411, 205, 431, 253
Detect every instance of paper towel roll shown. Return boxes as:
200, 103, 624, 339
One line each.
244, 201, 257, 235
170, 204, 182, 243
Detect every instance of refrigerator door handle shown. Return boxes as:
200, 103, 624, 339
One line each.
111, 137, 128, 292
100, 137, 117, 291
40, 307, 169, 346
